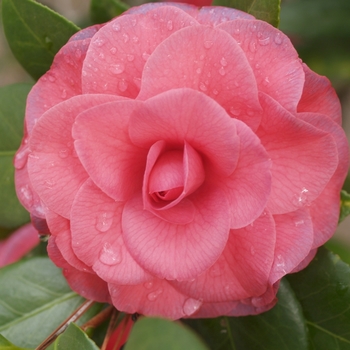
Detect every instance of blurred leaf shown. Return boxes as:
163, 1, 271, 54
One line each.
212, 0, 281, 27
90, 0, 129, 24
287, 247, 350, 349
339, 190, 350, 223
0, 257, 85, 348
185, 279, 308, 350
124, 317, 209, 350
0, 84, 32, 229
46, 323, 99, 350
2, 0, 79, 80
0, 335, 31, 350
279, 0, 350, 84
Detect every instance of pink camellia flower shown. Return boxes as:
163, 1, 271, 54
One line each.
14, 3, 349, 319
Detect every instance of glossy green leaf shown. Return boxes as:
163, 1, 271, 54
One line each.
2, 0, 79, 80
124, 317, 209, 350
212, 0, 280, 27
0, 257, 85, 349
185, 279, 308, 350
46, 323, 99, 350
0, 84, 33, 229
0, 335, 31, 350
287, 247, 350, 349
339, 190, 350, 223
90, 0, 129, 24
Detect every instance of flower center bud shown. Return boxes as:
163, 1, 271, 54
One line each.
148, 150, 184, 203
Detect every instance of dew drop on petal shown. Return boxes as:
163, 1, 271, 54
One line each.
274, 32, 283, 45
229, 107, 240, 116
212, 89, 219, 95
219, 67, 226, 76
167, 20, 173, 30
196, 67, 202, 74
132, 36, 139, 43
144, 281, 153, 289
131, 18, 137, 26
118, 80, 128, 92
94, 38, 105, 47
59, 149, 69, 158
48, 74, 56, 82
292, 187, 310, 207
112, 22, 121, 32
258, 37, 270, 46
61, 89, 67, 99
122, 33, 129, 43
249, 41, 257, 53
294, 219, 304, 227
183, 298, 202, 316
220, 57, 228, 66
199, 82, 207, 92
127, 54, 134, 62
147, 288, 163, 301
20, 185, 33, 207
142, 52, 150, 61
95, 212, 113, 232
109, 63, 125, 75
99, 242, 122, 265
14, 148, 29, 169
275, 254, 286, 274
204, 40, 213, 49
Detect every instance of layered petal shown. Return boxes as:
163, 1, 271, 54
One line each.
70, 179, 151, 284
218, 20, 304, 112
139, 25, 262, 130
130, 88, 239, 176
171, 210, 275, 302
298, 64, 342, 125
109, 279, 200, 320
73, 100, 146, 202
257, 93, 338, 214
82, 6, 198, 97
122, 186, 231, 281
28, 95, 121, 218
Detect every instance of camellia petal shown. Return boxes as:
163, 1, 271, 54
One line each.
138, 25, 262, 130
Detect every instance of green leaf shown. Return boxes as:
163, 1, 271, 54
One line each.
0, 257, 86, 349
212, 0, 281, 27
0, 334, 31, 350
185, 279, 308, 350
339, 190, 350, 223
287, 247, 350, 349
90, 0, 129, 24
124, 317, 209, 350
46, 323, 99, 350
0, 84, 33, 229
2, 0, 80, 80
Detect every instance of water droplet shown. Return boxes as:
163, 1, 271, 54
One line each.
144, 281, 153, 289
294, 219, 304, 227
263, 76, 270, 86
274, 32, 283, 45
229, 107, 240, 116
112, 22, 121, 31
219, 67, 226, 76
93, 38, 105, 47
292, 187, 310, 207
132, 36, 139, 43
249, 41, 257, 53
196, 67, 202, 74
275, 254, 286, 274
204, 40, 213, 49
110, 47, 117, 54
14, 148, 29, 169
96, 212, 113, 232
20, 185, 33, 207
99, 242, 122, 265
75, 49, 82, 59
249, 24, 257, 32
147, 288, 163, 301
109, 63, 125, 75
61, 89, 67, 99
45, 179, 56, 189
183, 298, 202, 316
59, 149, 69, 158
122, 33, 129, 43
199, 54, 205, 60
220, 57, 228, 66
212, 89, 219, 95
167, 20, 173, 30
142, 52, 150, 61
99, 52, 105, 59
48, 74, 56, 82
247, 109, 255, 116
199, 82, 207, 92
255, 63, 261, 69
258, 37, 270, 46
118, 80, 128, 92
127, 54, 134, 62
131, 19, 137, 26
